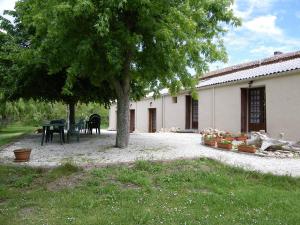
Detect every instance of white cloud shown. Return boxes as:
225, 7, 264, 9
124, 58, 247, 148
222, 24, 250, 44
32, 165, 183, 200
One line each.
0, 0, 16, 16
247, 0, 278, 10
233, 0, 279, 20
244, 15, 283, 36
250, 46, 282, 55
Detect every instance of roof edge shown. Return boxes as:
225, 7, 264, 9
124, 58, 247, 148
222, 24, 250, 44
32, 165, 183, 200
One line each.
202, 50, 300, 80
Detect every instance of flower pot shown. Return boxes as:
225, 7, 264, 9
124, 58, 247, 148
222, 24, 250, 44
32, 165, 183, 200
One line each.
13, 148, 32, 162
238, 145, 256, 153
225, 137, 234, 142
204, 140, 216, 147
217, 142, 232, 150
235, 136, 247, 142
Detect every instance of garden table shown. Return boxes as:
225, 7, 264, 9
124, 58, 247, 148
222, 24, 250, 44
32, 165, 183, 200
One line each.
41, 123, 65, 146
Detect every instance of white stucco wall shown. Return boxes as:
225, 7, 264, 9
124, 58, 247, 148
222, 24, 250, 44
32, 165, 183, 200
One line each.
198, 89, 213, 129
109, 71, 300, 140
163, 95, 186, 130
198, 71, 300, 140
108, 104, 117, 130
264, 72, 300, 140
134, 98, 163, 132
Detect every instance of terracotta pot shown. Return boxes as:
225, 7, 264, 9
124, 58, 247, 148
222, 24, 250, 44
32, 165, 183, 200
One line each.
13, 148, 32, 162
238, 145, 256, 153
217, 142, 232, 150
225, 137, 234, 142
235, 136, 247, 142
204, 140, 216, 147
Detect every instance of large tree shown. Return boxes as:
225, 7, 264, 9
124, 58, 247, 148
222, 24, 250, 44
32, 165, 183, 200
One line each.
0, 10, 115, 127
13, 0, 240, 147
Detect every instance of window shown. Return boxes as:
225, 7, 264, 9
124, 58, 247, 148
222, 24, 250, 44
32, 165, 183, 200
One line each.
172, 97, 177, 103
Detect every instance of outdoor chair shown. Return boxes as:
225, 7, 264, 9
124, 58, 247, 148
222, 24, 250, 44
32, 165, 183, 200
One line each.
48, 119, 66, 144
86, 114, 101, 134
67, 119, 85, 142
77, 118, 86, 133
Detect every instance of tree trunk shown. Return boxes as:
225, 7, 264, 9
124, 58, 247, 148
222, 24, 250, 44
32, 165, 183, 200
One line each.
113, 71, 131, 148
113, 49, 132, 148
68, 102, 75, 130
116, 93, 130, 148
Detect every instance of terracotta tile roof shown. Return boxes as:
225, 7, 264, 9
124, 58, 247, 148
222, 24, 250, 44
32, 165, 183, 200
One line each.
198, 51, 300, 87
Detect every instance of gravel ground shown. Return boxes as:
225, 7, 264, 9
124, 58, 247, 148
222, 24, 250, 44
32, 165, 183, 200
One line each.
1, 130, 300, 177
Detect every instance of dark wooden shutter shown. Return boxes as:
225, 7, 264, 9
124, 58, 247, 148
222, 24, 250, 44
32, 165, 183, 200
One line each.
129, 110, 135, 133
191, 99, 198, 129
241, 88, 248, 133
148, 108, 157, 133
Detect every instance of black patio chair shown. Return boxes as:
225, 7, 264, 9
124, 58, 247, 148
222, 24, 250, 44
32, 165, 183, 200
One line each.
48, 119, 66, 144
86, 114, 101, 134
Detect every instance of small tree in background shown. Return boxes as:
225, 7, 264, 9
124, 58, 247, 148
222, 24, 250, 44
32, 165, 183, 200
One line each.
3, 0, 240, 148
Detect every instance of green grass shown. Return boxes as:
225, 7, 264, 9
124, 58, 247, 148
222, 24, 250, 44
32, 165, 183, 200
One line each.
0, 159, 300, 225
0, 124, 36, 147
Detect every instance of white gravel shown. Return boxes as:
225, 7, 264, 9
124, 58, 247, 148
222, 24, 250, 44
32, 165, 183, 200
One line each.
1, 130, 300, 177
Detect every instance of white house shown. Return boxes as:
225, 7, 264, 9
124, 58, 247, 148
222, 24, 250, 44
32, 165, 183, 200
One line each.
108, 51, 300, 141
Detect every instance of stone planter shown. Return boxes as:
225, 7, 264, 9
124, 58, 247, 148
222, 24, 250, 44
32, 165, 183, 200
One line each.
13, 148, 32, 162
217, 142, 232, 150
238, 145, 256, 153
204, 140, 216, 147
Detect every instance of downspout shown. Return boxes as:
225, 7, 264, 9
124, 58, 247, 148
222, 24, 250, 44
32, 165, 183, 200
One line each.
212, 87, 215, 129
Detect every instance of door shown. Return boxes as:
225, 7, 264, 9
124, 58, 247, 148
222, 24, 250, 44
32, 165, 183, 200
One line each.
191, 99, 199, 129
185, 96, 191, 129
248, 87, 266, 131
186, 96, 198, 130
129, 109, 135, 133
148, 108, 157, 133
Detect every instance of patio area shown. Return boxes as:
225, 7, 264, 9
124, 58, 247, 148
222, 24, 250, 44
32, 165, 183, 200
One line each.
1, 130, 300, 177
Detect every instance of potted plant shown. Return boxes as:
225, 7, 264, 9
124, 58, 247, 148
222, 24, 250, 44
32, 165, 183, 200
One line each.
223, 133, 234, 142
235, 133, 248, 142
217, 139, 232, 150
203, 135, 216, 147
238, 144, 256, 153
13, 148, 32, 162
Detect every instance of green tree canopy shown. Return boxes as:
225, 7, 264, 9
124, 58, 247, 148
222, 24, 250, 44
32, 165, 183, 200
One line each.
5, 0, 240, 147
0, 10, 116, 127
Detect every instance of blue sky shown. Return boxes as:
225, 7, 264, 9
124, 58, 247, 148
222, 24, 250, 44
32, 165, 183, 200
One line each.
1, 0, 300, 71
212, 0, 300, 70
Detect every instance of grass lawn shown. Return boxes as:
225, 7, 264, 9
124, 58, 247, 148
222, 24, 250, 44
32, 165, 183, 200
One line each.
0, 159, 299, 225
0, 124, 36, 147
